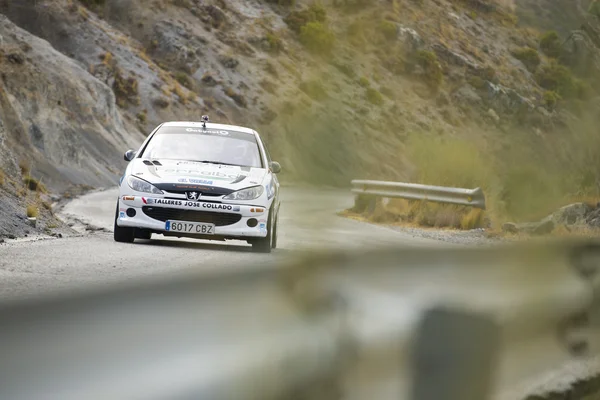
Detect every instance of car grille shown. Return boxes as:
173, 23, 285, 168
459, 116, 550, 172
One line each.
142, 207, 242, 226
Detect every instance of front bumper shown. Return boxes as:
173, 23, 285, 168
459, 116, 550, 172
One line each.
116, 196, 269, 238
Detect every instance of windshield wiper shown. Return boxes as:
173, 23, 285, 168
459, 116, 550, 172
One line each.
174, 159, 239, 166
197, 160, 239, 166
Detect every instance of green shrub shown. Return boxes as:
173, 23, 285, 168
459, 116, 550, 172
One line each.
23, 176, 47, 193
284, 3, 327, 33
26, 205, 39, 218
308, 2, 327, 23
539, 31, 562, 59
0, 169, 4, 186
224, 87, 247, 108
265, 32, 283, 54
358, 76, 370, 87
378, 20, 397, 41
590, 0, 600, 17
366, 87, 384, 105
543, 90, 560, 109
535, 61, 581, 98
299, 22, 335, 55
113, 69, 140, 107
512, 47, 541, 72
416, 50, 443, 89
175, 72, 194, 90
299, 80, 328, 100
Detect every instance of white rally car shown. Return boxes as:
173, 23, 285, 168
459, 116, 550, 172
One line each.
114, 118, 281, 253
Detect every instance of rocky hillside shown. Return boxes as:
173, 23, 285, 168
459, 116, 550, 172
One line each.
1, 0, 600, 237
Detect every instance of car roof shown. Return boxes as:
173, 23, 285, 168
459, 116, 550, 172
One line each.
161, 121, 257, 135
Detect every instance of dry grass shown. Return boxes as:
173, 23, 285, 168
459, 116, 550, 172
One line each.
26, 205, 39, 218
172, 82, 188, 104
0, 169, 5, 186
23, 176, 47, 193
19, 159, 30, 176
355, 198, 487, 230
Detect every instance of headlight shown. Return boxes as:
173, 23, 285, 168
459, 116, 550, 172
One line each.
126, 175, 163, 194
266, 176, 275, 200
223, 186, 264, 201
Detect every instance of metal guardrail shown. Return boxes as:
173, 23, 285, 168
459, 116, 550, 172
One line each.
0, 241, 599, 400
351, 180, 487, 209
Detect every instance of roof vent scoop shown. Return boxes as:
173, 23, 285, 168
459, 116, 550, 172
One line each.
201, 115, 209, 128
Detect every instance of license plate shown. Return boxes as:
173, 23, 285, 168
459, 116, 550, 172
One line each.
165, 220, 215, 235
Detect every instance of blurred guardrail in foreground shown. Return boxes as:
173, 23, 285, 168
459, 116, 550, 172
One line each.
351, 179, 487, 210
0, 241, 599, 400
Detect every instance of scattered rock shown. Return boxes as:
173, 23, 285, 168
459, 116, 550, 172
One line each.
550, 203, 592, 226
487, 108, 500, 123
398, 26, 423, 53
432, 43, 479, 70
502, 222, 518, 233
219, 56, 239, 69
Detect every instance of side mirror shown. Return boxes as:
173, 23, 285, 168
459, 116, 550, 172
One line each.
124, 150, 137, 162
270, 161, 282, 174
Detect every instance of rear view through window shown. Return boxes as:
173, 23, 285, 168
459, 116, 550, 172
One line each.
141, 126, 263, 168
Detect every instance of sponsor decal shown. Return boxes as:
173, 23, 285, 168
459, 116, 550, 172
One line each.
154, 199, 184, 206
189, 179, 213, 185
142, 199, 240, 212
259, 223, 267, 233
119, 212, 126, 218
202, 203, 233, 211
177, 177, 213, 185
161, 168, 239, 180
186, 192, 200, 201
123, 196, 135, 201
185, 128, 230, 135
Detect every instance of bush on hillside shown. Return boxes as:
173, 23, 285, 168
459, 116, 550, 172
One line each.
512, 47, 541, 72
300, 22, 335, 55
539, 31, 562, 59
589, 0, 600, 17
113, 70, 140, 107
415, 50, 443, 89
284, 3, 327, 33
366, 87, 384, 105
299, 80, 328, 100
536, 61, 582, 98
379, 20, 397, 41
543, 90, 560, 110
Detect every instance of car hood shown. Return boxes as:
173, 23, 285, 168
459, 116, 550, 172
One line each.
129, 159, 269, 190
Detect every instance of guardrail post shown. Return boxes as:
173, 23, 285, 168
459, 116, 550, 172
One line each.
352, 194, 376, 214
410, 306, 500, 400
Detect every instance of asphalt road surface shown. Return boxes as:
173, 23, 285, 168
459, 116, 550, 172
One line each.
0, 186, 438, 300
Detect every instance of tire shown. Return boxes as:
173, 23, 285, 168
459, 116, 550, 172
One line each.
271, 212, 279, 250
135, 229, 152, 240
113, 202, 135, 243
252, 209, 276, 253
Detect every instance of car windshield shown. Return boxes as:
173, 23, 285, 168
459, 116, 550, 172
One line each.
141, 126, 263, 168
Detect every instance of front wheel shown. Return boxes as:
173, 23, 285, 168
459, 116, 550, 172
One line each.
114, 202, 135, 243
252, 210, 277, 253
